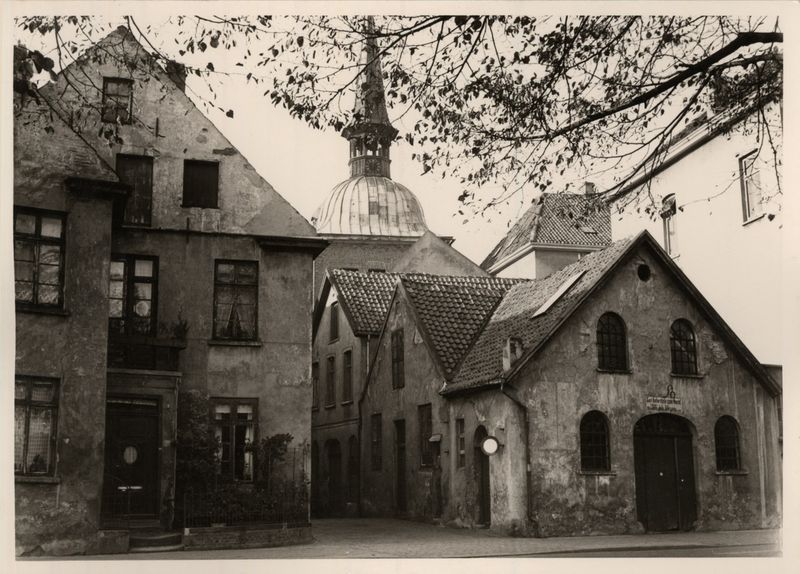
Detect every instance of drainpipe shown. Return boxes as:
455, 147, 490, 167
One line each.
500, 380, 533, 535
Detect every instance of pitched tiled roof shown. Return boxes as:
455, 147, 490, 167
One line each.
400, 275, 522, 376
329, 269, 400, 335
448, 234, 638, 393
480, 193, 612, 270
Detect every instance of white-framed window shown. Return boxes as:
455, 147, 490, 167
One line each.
739, 150, 763, 222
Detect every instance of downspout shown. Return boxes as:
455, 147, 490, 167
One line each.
500, 380, 533, 535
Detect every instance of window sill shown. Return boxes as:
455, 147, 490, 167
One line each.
324, 403, 336, 410
596, 368, 631, 375
181, 205, 220, 210
340, 400, 354, 406
16, 304, 70, 317
742, 213, 766, 227
207, 339, 262, 347
16, 474, 60, 484
670, 372, 704, 379
579, 470, 616, 477
715, 469, 748, 476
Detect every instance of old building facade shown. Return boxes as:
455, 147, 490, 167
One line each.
14, 28, 324, 555
360, 232, 781, 536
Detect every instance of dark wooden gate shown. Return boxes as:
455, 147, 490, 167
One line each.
395, 419, 407, 512
634, 414, 697, 531
474, 425, 491, 525
103, 397, 160, 517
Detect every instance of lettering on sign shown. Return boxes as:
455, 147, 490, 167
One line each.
646, 384, 682, 412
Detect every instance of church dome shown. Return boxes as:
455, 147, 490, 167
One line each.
313, 175, 427, 237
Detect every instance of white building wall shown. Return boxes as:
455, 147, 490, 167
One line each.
612, 107, 782, 364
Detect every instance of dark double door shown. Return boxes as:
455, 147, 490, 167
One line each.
634, 414, 697, 532
103, 398, 160, 518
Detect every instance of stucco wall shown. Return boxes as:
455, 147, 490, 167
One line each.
513, 244, 781, 536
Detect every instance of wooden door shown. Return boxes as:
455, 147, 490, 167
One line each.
103, 398, 160, 517
395, 419, 407, 512
474, 426, 490, 525
634, 414, 697, 531
116, 154, 153, 226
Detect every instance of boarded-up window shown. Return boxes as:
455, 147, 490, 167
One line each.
183, 160, 219, 208
213, 260, 258, 340
15, 377, 59, 476
14, 208, 65, 308
108, 255, 158, 336
102, 77, 133, 123
116, 154, 153, 226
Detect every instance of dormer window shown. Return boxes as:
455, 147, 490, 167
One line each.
503, 337, 524, 372
102, 77, 133, 124
661, 194, 677, 256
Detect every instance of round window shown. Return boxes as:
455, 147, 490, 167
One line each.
637, 264, 652, 282
123, 446, 139, 465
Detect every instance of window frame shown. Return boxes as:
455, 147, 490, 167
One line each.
391, 328, 405, 389
108, 254, 159, 338
739, 149, 763, 222
212, 259, 259, 341
596, 312, 629, 372
325, 355, 336, 407
370, 413, 382, 471
15, 376, 60, 477
342, 349, 353, 404
329, 301, 339, 342
101, 77, 134, 124
670, 319, 699, 376
211, 397, 258, 482
14, 207, 67, 310
418, 403, 433, 469
714, 415, 742, 472
182, 159, 220, 209
580, 410, 611, 472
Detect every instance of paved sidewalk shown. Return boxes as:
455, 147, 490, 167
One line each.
64, 518, 782, 559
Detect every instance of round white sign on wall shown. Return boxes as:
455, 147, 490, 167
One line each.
123, 446, 139, 465
481, 436, 500, 456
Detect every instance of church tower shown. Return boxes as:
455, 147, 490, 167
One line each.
312, 17, 429, 298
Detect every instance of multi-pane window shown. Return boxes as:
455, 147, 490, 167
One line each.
14, 209, 65, 308
661, 194, 677, 256
109, 255, 158, 337
329, 302, 339, 341
213, 260, 258, 340
183, 160, 220, 208
456, 418, 466, 468
670, 319, 698, 375
311, 361, 319, 410
715, 416, 741, 471
596, 312, 628, 372
325, 356, 336, 406
370, 413, 382, 471
580, 410, 610, 471
391, 329, 405, 389
213, 399, 257, 481
342, 350, 353, 403
418, 403, 433, 468
102, 77, 133, 123
739, 150, 763, 221
116, 154, 154, 226
15, 377, 59, 476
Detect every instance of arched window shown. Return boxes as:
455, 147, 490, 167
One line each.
596, 312, 628, 371
580, 411, 610, 471
670, 319, 698, 375
715, 416, 741, 471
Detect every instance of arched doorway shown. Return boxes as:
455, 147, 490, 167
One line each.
474, 425, 491, 526
633, 414, 697, 531
324, 439, 343, 517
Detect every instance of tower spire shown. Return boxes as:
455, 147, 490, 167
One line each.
342, 16, 398, 179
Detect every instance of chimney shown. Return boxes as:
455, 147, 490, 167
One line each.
166, 60, 187, 93
584, 181, 597, 195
